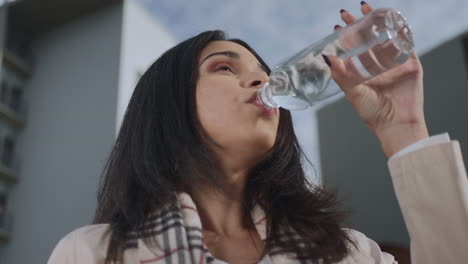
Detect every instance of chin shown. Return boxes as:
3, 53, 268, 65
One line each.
251, 131, 277, 152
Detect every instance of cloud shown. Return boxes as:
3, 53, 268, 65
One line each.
140, 0, 468, 64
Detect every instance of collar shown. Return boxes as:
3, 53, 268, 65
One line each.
136, 192, 268, 264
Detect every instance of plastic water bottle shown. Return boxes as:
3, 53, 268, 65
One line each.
257, 8, 414, 110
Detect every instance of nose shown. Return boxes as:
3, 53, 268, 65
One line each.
239, 71, 269, 89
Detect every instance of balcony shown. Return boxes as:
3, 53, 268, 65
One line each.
0, 100, 25, 129
0, 156, 18, 182
2, 49, 32, 77
0, 213, 11, 242
0, 63, 27, 128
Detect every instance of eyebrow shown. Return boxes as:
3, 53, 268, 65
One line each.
199, 50, 268, 73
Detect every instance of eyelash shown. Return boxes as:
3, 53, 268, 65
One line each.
214, 63, 234, 73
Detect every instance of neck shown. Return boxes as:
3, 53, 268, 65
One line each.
190, 145, 265, 236
191, 169, 250, 236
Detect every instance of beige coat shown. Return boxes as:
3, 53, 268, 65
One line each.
48, 137, 468, 263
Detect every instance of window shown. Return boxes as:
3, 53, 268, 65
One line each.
0, 66, 25, 114
0, 192, 6, 230
10, 85, 22, 112
0, 80, 8, 104
2, 137, 15, 168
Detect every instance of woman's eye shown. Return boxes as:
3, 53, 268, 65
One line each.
215, 64, 234, 73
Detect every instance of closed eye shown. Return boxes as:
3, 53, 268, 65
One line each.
215, 64, 234, 73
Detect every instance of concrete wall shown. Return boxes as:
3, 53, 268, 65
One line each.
0, 6, 6, 77
317, 32, 468, 247
292, 109, 329, 184
0, 4, 6, 214
116, 0, 175, 133
0, 3, 123, 263
422, 34, 468, 149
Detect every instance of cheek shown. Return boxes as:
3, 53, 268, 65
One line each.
196, 79, 240, 136
197, 81, 230, 113
196, 79, 279, 150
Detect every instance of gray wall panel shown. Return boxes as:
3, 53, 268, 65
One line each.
0, 3, 122, 263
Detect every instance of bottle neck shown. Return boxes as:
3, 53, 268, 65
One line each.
257, 82, 279, 109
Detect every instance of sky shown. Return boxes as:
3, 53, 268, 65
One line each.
140, 0, 468, 66
138, 0, 468, 179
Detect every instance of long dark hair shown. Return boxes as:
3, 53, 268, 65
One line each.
94, 30, 354, 263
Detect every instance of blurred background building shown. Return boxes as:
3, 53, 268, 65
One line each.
0, 0, 175, 262
0, 0, 467, 263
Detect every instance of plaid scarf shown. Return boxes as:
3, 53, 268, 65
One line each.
125, 192, 305, 264
120, 193, 380, 264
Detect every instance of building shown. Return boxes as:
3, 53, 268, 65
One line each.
0, 0, 175, 262
0, 0, 466, 262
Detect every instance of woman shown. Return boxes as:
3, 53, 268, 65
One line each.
48, 3, 468, 264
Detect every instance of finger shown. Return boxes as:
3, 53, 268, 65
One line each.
360, 1, 374, 15
340, 9, 356, 25
334, 26, 383, 77
342, 56, 369, 86
365, 54, 421, 88
355, 21, 405, 76
329, 28, 369, 79
348, 2, 398, 77
323, 54, 366, 92
369, 42, 402, 69
356, 49, 386, 76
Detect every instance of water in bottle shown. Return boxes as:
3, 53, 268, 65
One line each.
258, 8, 414, 110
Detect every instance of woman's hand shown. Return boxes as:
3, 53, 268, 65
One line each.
325, 2, 429, 158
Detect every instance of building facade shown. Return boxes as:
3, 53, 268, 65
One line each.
0, 1, 175, 263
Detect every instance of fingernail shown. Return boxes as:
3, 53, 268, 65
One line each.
360, 1, 367, 5
322, 54, 332, 67
340, 9, 347, 14
334, 25, 342, 30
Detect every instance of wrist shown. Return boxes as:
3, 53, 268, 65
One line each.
376, 122, 429, 158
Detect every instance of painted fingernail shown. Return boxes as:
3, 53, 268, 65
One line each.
322, 54, 332, 67
360, 1, 367, 5
340, 9, 347, 14
334, 25, 342, 30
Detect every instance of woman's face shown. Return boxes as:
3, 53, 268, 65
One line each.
196, 41, 280, 162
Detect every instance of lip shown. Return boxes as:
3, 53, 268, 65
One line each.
247, 91, 277, 115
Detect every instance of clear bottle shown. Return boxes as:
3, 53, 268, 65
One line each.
258, 8, 414, 110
